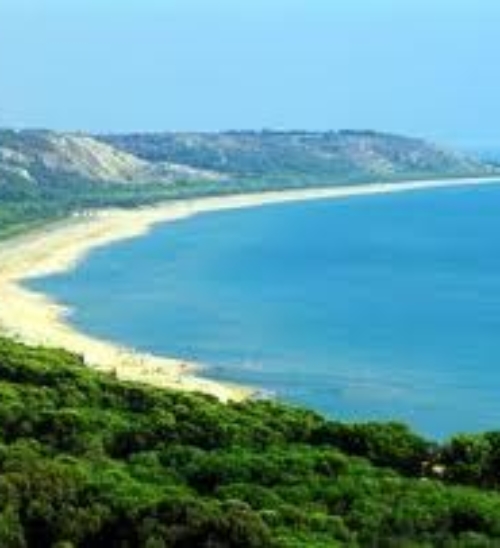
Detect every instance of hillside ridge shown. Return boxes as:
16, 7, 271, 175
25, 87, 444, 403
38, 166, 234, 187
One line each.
0, 129, 495, 192
100, 129, 495, 182
0, 129, 222, 188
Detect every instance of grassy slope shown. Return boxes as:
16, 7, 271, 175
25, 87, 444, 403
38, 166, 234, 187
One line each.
1, 337, 500, 547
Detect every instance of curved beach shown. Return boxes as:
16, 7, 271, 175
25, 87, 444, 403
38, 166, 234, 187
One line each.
0, 176, 499, 402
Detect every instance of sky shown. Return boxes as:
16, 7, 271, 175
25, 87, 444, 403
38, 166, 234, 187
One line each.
0, 0, 498, 147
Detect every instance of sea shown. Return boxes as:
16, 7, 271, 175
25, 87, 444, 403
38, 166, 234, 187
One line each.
28, 183, 500, 439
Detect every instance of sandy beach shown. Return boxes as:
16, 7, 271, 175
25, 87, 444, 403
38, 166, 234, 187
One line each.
0, 176, 499, 401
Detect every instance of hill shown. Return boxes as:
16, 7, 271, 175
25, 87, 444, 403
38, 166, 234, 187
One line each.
1, 336, 500, 546
0, 129, 221, 188
101, 130, 495, 183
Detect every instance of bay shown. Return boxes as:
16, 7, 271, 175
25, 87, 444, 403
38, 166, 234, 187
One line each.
29, 184, 500, 438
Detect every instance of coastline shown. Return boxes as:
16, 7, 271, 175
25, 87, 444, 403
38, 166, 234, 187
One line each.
0, 175, 499, 402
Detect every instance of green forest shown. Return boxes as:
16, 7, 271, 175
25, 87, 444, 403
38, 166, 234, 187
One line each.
0, 166, 322, 241
1, 337, 500, 547
0, 175, 266, 241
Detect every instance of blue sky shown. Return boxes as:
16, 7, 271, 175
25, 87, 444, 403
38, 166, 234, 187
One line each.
0, 0, 498, 147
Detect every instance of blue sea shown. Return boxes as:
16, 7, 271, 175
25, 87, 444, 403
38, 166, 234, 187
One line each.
29, 183, 500, 438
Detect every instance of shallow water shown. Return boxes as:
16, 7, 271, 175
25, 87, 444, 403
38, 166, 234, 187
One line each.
30, 184, 500, 438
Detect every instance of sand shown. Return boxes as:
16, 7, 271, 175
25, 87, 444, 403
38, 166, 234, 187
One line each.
0, 176, 499, 401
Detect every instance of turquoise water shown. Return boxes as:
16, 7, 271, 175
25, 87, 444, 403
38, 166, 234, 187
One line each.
29, 184, 500, 438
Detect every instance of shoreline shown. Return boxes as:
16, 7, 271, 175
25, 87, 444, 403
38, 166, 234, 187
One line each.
0, 175, 499, 402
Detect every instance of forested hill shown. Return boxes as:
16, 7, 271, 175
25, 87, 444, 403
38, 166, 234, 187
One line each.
101, 130, 495, 183
2, 336, 500, 547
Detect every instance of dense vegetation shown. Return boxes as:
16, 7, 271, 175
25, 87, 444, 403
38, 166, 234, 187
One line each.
0, 181, 160, 239
1, 337, 500, 547
0, 171, 317, 240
